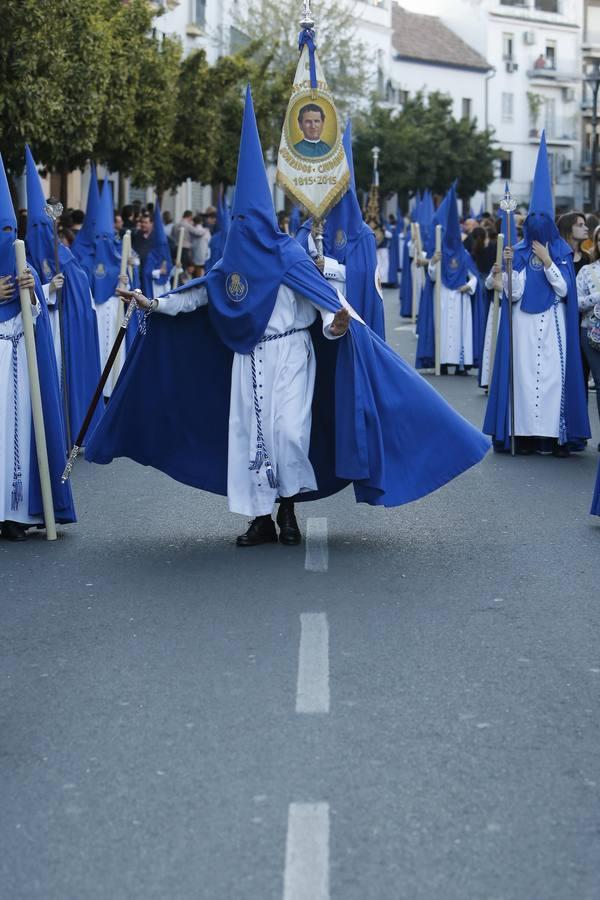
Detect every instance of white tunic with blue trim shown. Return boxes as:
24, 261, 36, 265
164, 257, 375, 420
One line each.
504, 262, 567, 438
0, 299, 43, 525
157, 279, 341, 517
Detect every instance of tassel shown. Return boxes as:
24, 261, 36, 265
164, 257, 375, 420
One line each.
11, 478, 23, 512
249, 448, 265, 472
265, 463, 278, 489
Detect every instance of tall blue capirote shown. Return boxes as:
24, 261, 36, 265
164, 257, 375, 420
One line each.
72, 165, 100, 262
25, 145, 103, 439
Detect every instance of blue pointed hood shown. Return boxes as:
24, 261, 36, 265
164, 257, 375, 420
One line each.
96, 179, 115, 238
176, 84, 311, 354
417, 190, 434, 246
322, 118, 365, 262
72, 165, 100, 261
230, 85, 277, 231
141, 199, 173, 289
0, 152, 20, 321
25, 145, 71, 283
513, 132, 571, 313
440, 183, 472, 289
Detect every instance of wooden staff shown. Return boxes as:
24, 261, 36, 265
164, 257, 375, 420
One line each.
62, 296, 138, 482
488, 232, 504, 387
434, 223, 442, 377
411, 223, 422, 324
14, 240, 57, 541
173, 224, 185, 289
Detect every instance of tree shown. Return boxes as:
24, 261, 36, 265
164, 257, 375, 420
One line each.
0, 0, 113, 185
353, 93, 497, 209
231, 0, 371, 133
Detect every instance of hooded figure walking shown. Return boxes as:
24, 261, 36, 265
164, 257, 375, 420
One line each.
483, 134, 590, 455
85, 88, 490, 546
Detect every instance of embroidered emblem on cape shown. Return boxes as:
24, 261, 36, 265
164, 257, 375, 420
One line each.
42, 258, 52, 280
226, 272, 248, 303
449, 257, 459, 270
95, 262, 106, 279
530, 254, 544, 270
335, 229, 347, 250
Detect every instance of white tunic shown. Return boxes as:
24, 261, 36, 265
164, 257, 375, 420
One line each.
0, 299, 43, 525
157, 283, 341, 517
504, 262, 567, 438
95, 296, 126, 398
480, 270, 502, 389
428, 261, 477, 366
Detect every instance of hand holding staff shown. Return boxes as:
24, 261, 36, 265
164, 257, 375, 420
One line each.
14, 240, 57, 540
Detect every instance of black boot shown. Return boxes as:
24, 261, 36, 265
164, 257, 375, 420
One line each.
1, 521, 28, 542
236, 515, 278, 547
276, 501, 301, 545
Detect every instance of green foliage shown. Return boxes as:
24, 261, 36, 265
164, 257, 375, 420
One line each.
353, 92, 498, 206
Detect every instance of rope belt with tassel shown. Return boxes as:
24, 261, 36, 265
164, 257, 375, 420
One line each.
0, 331, 24, 510
248, 327, 308, 489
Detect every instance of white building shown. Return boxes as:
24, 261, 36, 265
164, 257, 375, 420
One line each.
398, 0, 584, 208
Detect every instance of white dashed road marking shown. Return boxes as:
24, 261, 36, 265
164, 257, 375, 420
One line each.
305, 517, 328, 572
283, 802, 330, 900
296, 613, 330, 714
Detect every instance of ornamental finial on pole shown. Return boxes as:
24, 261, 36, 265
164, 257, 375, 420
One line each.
300, 0, 315, 29
500, 182, 517, 213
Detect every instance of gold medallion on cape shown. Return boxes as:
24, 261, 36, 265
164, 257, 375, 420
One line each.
276, 44, 349, 220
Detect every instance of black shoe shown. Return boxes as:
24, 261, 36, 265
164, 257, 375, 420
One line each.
1, 521, 28, 542
276, 503, 301, 545
552, 443, 570, 458
235, 516, 278, 547
454, 367, 468, 376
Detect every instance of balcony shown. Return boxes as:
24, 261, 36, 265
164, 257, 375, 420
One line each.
526, 57, 579, 84
582, 31, 600, 52
529, 118, 578, 143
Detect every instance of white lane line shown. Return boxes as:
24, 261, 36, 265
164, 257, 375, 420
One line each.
283, 802, 330, 900
296, 613, 330, 714
305, 517, 328, 572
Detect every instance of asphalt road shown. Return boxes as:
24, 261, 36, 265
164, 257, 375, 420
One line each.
1, 289, 599, 900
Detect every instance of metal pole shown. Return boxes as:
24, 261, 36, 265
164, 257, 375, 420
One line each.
434, 224, 442, 376
500, 187, 517, 456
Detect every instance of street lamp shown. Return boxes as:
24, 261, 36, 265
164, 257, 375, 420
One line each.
585, 58, 600, 211
371, 145, 381, 187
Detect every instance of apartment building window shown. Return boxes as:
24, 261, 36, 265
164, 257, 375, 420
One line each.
502, 33, 514, 61
500, 0, 526, 7
193, 0, 206, 27
461, 98, 472, 120
545, 40, 556, 68
501, 92, 514, 122
499, 151, 512, 180
544, 97, 556, 137
399, 90, 409, 105
535, 0, 559, 11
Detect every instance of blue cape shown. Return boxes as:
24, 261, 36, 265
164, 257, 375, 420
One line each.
387, 220, 400, 288
25, 145, 103, 439
85, 86, 489, 505
482, 256, 590, 448
399, 237, 412, 317
85, 256, 490, 507
592, 459, 600, 516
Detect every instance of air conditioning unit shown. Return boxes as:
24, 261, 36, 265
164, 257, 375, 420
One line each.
562, 87, 575, 102
560, 155, 572, 174
505, 61, 519, 73
523, 31, 536, 45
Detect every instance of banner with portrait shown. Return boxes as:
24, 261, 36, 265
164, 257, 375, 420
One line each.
276, 43, 350, 220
